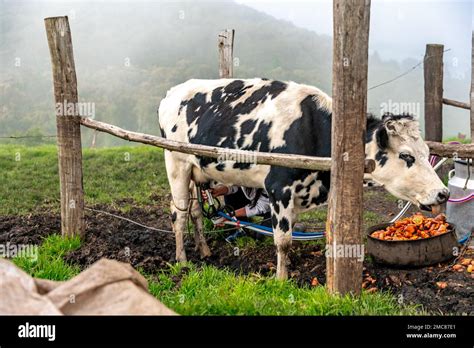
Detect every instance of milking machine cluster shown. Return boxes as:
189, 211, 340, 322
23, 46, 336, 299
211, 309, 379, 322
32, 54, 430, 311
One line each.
196, 183, 325, 242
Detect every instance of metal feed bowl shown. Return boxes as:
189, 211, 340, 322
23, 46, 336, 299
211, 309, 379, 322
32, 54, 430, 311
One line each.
366, 223, 458, 267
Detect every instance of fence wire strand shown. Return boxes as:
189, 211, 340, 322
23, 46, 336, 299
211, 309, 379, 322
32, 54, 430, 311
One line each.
368, 48, 451, 91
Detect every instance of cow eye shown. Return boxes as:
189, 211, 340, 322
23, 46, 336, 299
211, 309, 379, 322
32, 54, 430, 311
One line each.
399, 153, 415, 167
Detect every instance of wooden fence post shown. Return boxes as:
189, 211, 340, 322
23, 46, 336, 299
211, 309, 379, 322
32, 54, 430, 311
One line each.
471, 32, 474, 142
218, 29, 234, 78
326, 0, 371, 295
424, 44, 444, 142
45, 16, 85, 237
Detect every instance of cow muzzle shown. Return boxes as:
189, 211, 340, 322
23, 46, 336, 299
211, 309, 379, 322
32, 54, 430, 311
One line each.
418, 188, 450, 213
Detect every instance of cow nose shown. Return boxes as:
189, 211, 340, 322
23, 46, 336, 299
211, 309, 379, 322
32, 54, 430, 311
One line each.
436, 190, 450, 204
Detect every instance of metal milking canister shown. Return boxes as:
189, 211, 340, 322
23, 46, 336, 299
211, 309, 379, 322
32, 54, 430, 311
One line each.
446, 159, 474, 243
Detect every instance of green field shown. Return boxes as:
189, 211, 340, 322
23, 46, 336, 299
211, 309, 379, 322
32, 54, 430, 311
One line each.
1, 144, 421, 315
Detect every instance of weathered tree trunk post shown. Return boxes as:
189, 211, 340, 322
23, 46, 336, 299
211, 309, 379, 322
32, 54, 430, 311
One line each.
45, 16, 85, 237
424, 44, 444, 142
471, 32, 474, 142
218, 29, 234, 78
326, 0, 371, 295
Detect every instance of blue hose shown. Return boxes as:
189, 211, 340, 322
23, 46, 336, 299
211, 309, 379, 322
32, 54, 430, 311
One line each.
217, 211, 325, 239
458, 232, 472, 245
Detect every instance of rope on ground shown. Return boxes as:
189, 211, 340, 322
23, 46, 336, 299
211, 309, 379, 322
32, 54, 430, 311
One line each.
84, 206, 240, 235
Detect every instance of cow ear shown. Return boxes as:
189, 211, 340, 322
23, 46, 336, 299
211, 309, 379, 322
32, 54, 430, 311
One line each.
376, 126, 389, 150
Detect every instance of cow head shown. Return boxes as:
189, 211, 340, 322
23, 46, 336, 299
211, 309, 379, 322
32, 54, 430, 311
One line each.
366, 114, 449, 211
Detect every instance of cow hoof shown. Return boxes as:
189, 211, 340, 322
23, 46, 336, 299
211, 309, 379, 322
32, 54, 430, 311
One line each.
194, 244, 211, 258
199, 246, 212, 259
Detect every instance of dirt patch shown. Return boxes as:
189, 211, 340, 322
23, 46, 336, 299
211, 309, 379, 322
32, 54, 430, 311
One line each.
0, 211, 60, 245
1, 188, 472, 315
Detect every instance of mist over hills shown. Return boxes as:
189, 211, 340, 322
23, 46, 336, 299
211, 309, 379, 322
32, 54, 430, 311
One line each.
0, 0, 470, 146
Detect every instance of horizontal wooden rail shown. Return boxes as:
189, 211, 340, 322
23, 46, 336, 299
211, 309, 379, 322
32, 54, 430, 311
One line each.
442, 98, 470, 110
80, 117, 376, 172
426, 141, 474, 158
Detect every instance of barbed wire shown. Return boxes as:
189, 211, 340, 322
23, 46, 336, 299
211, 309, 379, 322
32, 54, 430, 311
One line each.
368, 48, 451, 91
0, 135, 57, 139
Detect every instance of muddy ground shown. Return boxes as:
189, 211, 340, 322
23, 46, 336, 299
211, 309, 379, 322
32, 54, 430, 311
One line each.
1, 187, 473, 315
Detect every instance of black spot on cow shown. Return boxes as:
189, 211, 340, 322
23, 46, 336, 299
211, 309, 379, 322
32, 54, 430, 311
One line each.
273, 203, 280, 215
216, 163, 226, 171
302, 193, 310, 200
237, 119, 258, 147
295, 184, 304, 193
317, 171, 330, 192
224, 80, 245, 93
268, 195, 280, 215
232, 81, 287, 116
199, 157, 217, 168
171, 212, 177, 223
233, 162, 252, 170
375, 150, 388, 167
171, 124, 178, 133
159, 126, 166, 138
376, 127, 389, 150
311, 184, 328, 205
279, 188, 292, 209
211, 87, 223, 103
246, 121, 272, 152
279, 217, 290, 232
184, 92, 207, 126
301, 200, 308, 207
178, 100, 187, 114
366, 113, 382, 142
272, 215, 278, 228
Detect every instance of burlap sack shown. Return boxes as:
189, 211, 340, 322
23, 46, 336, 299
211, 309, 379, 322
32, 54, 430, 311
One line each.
0, 259, 61, 315
0, 258, 176, 315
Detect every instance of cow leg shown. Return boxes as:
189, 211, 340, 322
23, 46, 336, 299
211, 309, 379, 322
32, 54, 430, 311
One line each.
189, 182, 211, 258
165, 153, 192, 263
268, 188, 294, 280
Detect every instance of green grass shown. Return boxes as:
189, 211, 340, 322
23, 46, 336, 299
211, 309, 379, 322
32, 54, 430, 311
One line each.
8, 234, 421, 315
299, 207, 327, 223
444, 136, 471, 144
0, 144, 169, 215
12, 234, 81, 281
147, 263, 420, 315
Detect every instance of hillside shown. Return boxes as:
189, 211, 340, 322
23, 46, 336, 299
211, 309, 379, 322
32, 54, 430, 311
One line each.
0, 0, 470, 145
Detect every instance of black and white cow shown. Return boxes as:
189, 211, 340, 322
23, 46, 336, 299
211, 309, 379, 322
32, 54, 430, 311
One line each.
158, 78, 449, 279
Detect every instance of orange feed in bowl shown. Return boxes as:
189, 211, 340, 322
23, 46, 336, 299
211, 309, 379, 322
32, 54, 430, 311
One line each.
371, 213, 450, 241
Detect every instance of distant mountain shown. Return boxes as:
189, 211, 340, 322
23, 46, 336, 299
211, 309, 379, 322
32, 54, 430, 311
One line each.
0, 0, 470, 145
